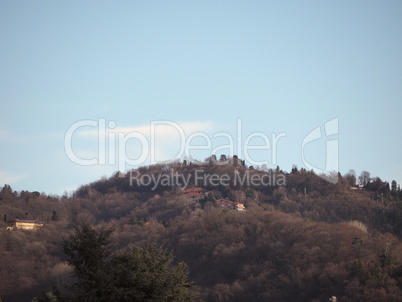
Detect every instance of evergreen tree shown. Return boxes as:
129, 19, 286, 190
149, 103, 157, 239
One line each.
51, 210, 58, 222
392, 180, 397, 192
46, 224, 199, 302
109, 244, 198, 301
57, 224, 114, 301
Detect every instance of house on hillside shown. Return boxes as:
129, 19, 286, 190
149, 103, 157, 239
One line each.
183, 187, 206, 202
217, 198, 245, 211
184, 192, 204, 202
183, 187, 205, 195
7, 218, 44, 231
234, 202, 245, 211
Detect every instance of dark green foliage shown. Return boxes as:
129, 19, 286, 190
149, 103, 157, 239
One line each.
200, 193, 216, 208
51, 210, 58, 222
392, 180, 398, 193
109, 244, 197, 302
57, 224, 114, 301
52, 224, 199, 302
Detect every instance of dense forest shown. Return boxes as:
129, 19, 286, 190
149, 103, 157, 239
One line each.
1, 158, 402, 301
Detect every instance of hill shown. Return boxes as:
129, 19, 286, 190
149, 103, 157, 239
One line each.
1, 160, 402, 301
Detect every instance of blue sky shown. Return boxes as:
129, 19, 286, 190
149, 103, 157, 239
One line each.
0, 1, 401, 195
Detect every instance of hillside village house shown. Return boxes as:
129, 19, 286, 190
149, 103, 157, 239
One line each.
217, 198, 245, 211
183, 187, 205, 202
7, 218, 44, 231
184, 192, 204, 202
182, 189, 245, 211
183, 187, 205, 195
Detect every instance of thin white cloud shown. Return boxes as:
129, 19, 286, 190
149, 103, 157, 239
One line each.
65, 120, 217, 169
76, 120, 214, 138
0, 171, 27, 185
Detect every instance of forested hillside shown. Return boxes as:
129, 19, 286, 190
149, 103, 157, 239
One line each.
1, 160, 402, 301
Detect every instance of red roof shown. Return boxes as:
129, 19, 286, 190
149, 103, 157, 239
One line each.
217, 198, 235, 204
217, 198, 245, 209
183, 187, 204, 193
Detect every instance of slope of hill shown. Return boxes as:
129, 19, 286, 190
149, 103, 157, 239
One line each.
1, 160, 402, 301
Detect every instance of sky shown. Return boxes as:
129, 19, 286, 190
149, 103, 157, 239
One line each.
0, 0, 401, 195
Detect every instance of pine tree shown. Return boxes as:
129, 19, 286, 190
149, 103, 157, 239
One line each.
51, 210, 58, 222
45, 224, 199, 302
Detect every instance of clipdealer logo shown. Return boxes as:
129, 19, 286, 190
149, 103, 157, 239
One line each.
302, 118, 339, 184
64, 117, 339, 184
